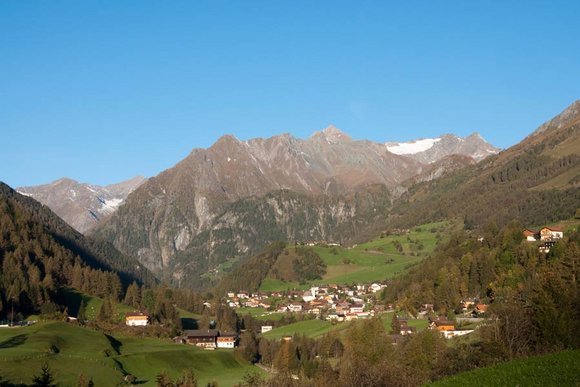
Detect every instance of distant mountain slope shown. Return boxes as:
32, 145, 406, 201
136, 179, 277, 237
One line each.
392, 101, 580, 229
91, 128, 496, 289
17, 176, 146, 233
0, 182, 156, 289
386, 132, 499, 163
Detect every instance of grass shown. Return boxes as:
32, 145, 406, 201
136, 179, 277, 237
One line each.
60, 287, 135, 322
380, 312, 429, 333
259, 221, 454, 291
261, 319, 345, 340
0, 321, 262, 386
429, 350, 580, 386
235, 307, 286, 321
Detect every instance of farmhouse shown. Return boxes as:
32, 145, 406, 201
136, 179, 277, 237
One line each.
179, 329, 238, 349
182, 329, 219, 348
216, 333, 237, 348
540, 226, 564, 241
125, 312, 149, 326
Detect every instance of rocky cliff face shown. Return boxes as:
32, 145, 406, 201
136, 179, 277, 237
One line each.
17, 176, 146, 233
89, 128, 497, 288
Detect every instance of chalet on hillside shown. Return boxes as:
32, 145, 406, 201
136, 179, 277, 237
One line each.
540, 226, 564, 241
125, 312, 149, 327
523, 226, 564, 242
181, 329, 219, 348
178, 329, 238, 349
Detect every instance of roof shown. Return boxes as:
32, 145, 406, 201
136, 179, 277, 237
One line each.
476, 304, 488, 312
433, 320, 455, 327
126, 312, 148, 318
183, 329, 219, 338
541, 226, 564, 232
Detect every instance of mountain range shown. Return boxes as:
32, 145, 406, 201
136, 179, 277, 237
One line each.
14, 100, 580, 291
14, 129, 497, 289
85, 130, 496, 288
17, 176, 146, 233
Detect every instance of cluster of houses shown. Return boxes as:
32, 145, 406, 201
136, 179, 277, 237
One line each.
523, 226, 564, 253
225, 282, 388, 322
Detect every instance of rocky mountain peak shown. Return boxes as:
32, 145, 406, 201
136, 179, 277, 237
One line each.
17, 176, 146, 234
532, 100, 580, 136
311, 125, 352, 142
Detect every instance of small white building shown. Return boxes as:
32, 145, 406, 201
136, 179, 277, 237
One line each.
125, 312, 149, 326
261, 325, 273, 333
216, 334, 237, 348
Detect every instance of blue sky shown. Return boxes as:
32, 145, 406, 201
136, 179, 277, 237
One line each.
1, 1, 579, 187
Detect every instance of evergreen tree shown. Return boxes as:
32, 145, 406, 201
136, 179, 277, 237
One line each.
77, 300, 87, 324
31, 362, 56, 387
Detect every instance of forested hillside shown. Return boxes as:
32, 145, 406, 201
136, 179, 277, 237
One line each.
0, 183, 156, 287
215, 242, 326, 294
0, 183, 156, 319
392, 102, 580, 230
385, 221, 580, 350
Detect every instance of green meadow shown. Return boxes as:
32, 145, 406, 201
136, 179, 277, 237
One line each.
429, 349, 580, 386
261, 319, 345, 340
261, 313, 431, 341
0, 322, 261, 386
259, 221, 454, 291
380, 312, 429, 333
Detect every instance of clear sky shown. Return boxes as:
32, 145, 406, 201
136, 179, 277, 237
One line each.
1, 1, 579, 187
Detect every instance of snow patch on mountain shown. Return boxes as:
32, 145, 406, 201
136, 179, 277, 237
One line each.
386, 138, 441, 155
99, 198, 123, 214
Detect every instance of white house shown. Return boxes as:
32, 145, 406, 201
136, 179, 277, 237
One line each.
125, 312, 149, 326
540, 226, 564, 241
216, 333, 237, 348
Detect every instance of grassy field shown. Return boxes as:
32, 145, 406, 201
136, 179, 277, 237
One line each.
429, 350, 580, 386
379, 312, 429, 333
261, 319, 346, 340
60, 287, 136, 322
261, 312, 432, 341
0, 322, 261, 386
259, 221, 454, 291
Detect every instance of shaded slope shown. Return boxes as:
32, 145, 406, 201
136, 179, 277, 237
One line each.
0, 182, 156, 289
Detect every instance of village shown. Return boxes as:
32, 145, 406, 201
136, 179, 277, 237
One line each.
121, 280, 493, 349
117, 226, 566, 350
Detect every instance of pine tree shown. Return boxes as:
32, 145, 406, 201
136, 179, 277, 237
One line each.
77, 300, 87, 324
31, 362, 56, 387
